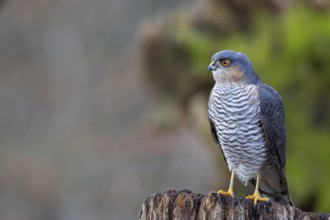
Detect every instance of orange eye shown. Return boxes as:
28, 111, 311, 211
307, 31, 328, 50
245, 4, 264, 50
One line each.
220, 59, 230, 67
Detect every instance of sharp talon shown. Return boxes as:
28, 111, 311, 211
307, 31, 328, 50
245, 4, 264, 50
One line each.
245, 193, 268, 205
246, 173, 269, 205
217, 169, 235, 197
217, 189, 234, 197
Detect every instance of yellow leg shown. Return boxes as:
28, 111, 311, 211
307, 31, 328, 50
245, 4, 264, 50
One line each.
217, 168, 235, 197
245, 172, 268, 204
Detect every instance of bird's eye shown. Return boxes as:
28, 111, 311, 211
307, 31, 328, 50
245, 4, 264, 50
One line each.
220, 59, 230, 67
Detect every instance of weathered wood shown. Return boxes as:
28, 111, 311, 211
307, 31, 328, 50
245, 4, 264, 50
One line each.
139, 190, 330, 220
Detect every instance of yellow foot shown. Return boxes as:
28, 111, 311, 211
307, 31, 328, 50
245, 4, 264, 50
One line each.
217, 189, 234, 197
245, 193, 268, 205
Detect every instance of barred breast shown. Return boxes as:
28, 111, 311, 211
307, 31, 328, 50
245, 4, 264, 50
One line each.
208, 83, 270, 185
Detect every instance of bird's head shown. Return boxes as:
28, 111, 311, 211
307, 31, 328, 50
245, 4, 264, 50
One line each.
208, 50, 259, 85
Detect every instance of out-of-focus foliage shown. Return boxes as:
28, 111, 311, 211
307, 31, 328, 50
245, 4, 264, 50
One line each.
140, 2, 330, 212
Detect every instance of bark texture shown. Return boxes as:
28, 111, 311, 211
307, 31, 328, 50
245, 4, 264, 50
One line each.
139, 190, 330, 220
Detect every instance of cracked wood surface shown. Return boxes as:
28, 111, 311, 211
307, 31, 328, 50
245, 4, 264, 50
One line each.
139, 190, 330, 220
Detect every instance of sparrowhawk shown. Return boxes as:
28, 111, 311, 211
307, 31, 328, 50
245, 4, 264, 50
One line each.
208, 50, 293, 205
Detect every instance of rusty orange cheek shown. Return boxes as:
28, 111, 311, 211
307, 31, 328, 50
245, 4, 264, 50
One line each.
250, 86, 260, 104
228, 66, 243, 82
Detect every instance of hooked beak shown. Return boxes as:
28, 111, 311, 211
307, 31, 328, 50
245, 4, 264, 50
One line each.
208, 61, 216, 71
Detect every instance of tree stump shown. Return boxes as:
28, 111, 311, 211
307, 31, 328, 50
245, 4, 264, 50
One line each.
139, 190, 330, 220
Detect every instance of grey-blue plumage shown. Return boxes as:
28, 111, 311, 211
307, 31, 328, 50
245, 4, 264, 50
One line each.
208, 50, 293, 205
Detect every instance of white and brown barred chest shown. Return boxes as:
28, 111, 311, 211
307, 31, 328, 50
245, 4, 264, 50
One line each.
208, 83, 271, 185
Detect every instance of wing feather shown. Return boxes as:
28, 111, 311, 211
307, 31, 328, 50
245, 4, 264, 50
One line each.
257, 83, 286, 167
208, 117, 228, 166
255, 83, 293, 205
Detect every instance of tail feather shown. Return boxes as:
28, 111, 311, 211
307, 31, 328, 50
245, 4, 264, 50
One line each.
250, 167, 294, 206
259, 187, 294, 206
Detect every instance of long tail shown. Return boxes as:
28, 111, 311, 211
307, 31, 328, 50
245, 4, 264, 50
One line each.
250, 167, 294, 206
259, 182, 294, 206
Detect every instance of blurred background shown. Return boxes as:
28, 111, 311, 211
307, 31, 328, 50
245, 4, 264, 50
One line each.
0, 0, 330, 219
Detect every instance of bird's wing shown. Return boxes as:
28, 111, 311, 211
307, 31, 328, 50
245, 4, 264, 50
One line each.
208, 117, 220, 145
208, 117, 228, 166
254, 83, 293, 205
257, 83, 286, 167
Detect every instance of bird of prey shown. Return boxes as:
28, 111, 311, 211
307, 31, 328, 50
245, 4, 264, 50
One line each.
207, 50, 293, 205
